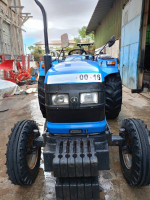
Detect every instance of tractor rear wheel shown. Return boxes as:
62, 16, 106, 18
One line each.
6, 120, 41, 185
38, 76, 46, 118
105, 73, 122, 119
119, 118, 150, 186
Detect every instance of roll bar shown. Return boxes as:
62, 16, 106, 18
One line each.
34, 0, 50, 54
34, 0, 52, 74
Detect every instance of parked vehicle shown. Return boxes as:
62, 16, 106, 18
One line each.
6, 1, 150, 200
38, 36, 122, 119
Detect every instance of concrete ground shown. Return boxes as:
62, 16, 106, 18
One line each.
0, 85, 150, 200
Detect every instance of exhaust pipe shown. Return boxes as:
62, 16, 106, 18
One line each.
34, 0, 52, 74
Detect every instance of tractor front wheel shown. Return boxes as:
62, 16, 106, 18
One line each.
119, 118, 150, 186
6, 120, 41, 185
105, 73, 122, 119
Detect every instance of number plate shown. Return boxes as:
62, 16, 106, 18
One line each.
76, 73, 101, 82
47, 73, 102, 84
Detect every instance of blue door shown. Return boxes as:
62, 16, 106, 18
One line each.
120, 0, 143, 89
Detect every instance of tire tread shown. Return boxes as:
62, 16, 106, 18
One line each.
105, 73, 122, 119
38, 76, 46, 118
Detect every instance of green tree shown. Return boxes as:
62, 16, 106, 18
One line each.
28, 46, 44, 63
65, 46, 73, 54
74, 37, 81, 47
28, 45, 34, 51
78, 26, 94, 42
73, 26, 94, 48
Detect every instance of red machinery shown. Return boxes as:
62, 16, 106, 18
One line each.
0, 54, 31, 84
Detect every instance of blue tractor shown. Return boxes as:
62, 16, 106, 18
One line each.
38, 37, 122, 120
6, 1, 150, 200
38, 49, 60, 118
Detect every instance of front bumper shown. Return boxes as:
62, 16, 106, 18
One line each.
45, 82, 105, 123
47, 119, 107, 134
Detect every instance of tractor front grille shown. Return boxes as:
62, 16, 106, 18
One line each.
45, 83, 105, 123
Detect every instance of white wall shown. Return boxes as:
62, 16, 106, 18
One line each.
95, 39, 120, 59
105, 39, 120, 59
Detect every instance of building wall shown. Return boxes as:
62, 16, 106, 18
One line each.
35, 44, 62, 50
35, 42, 75, 50
94, 0, 128, 49
92, 0, 148, 90
0, 0, 24, 58
105, 39, 120, 59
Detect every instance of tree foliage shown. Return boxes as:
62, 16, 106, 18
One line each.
78, 26, 94, 41
74, 26, 94, 47
74, 37, 81, 45
28, 46, 44, 63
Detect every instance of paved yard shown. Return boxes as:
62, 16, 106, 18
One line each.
0, 86, 150, 200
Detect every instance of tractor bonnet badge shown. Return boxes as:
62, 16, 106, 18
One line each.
70, 97, 78, 103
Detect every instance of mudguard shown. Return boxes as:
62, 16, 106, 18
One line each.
97, 58, 119, 78
39, 60, 59, 77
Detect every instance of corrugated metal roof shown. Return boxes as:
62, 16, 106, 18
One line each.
86, 0, 115, 34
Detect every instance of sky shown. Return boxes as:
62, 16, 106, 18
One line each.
21, 0, 98, 53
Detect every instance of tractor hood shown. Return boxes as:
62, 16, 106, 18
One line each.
49, 61, 102, 74
45, 60, 104, 84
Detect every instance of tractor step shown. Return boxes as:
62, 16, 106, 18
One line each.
53, 138, 98, 177
56, 177, 100, 200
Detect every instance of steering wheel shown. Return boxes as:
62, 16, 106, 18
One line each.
68, 48, 87, 55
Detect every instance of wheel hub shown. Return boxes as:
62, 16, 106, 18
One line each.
26, 135, 39, 170
27, 150, 38, 169
122, 132, 132, 170
122, 151, 132, 169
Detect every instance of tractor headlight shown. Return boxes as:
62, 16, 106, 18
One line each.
80, 92, 98, 104
52, 94, 69, 105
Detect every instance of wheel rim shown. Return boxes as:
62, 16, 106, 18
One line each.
122, 151, 132, 169
122, 132, 132, 169
26, 134, 39, 170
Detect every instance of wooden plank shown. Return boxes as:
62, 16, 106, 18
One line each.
9, 6, 24, 8
1, 0, 12, 23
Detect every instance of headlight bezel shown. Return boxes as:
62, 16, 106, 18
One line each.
51, 92, 99, 106
80, 92, 98, 105
51, 94, 69, 106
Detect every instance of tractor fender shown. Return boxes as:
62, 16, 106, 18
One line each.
98, 58, 119, 78
39, 60, 59, 77
39, 61, 45, 77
